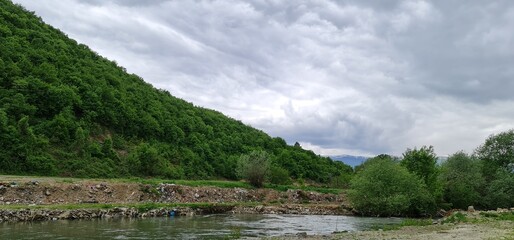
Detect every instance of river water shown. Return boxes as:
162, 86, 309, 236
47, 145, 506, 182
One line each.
0, 214, 403, 239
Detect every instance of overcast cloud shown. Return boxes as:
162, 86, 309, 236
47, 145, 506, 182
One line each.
12, 0, 514, 156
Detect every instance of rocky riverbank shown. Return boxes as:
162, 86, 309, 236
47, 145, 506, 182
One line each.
0, 180, 344, 206
0, 204, 350, 222
0, 177, 350, 222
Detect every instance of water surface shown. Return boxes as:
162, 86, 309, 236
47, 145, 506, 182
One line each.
0, 214, 403, 239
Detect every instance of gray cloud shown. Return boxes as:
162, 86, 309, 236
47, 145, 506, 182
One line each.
13, 0, 514, 156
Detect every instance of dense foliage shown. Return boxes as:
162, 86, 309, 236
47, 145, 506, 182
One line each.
351, 135, 514, 216
474, 131, 514, 209
0, 0, 352, 183
400, 146, 442, 204
348, 155, 434, 217
440, 152, 483, 210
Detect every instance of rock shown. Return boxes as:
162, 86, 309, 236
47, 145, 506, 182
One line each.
468, 206, 475, 212
194, 193, 200, 198
255, 205, 264, 212
497, 208, 507, 213
296, 232, 308, 238
58, 211, 71, 219
437, 209, 447, 217
45, 190, 51, 196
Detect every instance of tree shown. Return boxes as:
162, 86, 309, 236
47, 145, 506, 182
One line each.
237, 150, 270, 188
440, 151, 484, 209
474, 130, 514, 209
269, 165, 291, 185
483, 169, 514, 209
401, 146, 441, 200
475, 130, 514, 181
129, 143, 167, 177
348, 155, 435, 217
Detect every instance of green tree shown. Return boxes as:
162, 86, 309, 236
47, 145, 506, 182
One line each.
440, 151, 484, 209
474, 130, 514, 209
483, 169, 514, 209
237, 150, 271, 188
401, 146, 441, 200
348, 155, 435, 217
269, 165, 291, 185
475, 130, 514, 181
129, 143, 167, 177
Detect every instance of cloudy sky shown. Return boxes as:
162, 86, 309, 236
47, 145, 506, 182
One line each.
13, 0, 514, 157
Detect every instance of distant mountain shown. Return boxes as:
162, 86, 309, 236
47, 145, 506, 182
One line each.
329, 155, 369, 168
330, 155, 449, 168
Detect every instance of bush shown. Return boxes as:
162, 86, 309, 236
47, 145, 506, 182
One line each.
236, 150, 270, 188
483, 169, 514, 209
348, 156, 435, 217
269, 165, 291, 185
329, 173, 352, 188
440, 152, 484, 209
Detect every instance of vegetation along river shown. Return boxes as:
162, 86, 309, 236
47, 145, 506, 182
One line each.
0, 214, 403, 239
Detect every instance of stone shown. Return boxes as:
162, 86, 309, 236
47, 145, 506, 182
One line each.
45, 190, 51, 196
296, 232, 308, 238
467, 206, 475, 212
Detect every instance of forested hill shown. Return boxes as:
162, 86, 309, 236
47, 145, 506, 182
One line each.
0, 0, 351, 182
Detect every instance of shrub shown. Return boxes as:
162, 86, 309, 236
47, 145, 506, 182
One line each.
269, 165, 291, 185
236, 150, 270, 188
348, 156, 435, 217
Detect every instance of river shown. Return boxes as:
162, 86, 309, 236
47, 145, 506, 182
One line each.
0, 214, 403, 239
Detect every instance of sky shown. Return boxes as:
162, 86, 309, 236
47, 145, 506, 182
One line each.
12, 0, 514, 157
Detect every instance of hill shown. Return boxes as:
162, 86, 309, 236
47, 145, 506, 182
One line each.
0, 0, 352, 183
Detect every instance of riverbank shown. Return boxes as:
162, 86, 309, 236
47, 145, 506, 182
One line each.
0, 175, 350, 222
270, 210, 514, 240
0, 204, 350, 222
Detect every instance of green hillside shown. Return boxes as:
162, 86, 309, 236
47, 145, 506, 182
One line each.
0, 0, 351, 183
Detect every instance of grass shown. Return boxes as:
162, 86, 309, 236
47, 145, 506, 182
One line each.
0, 174, 345, 194
264, 183, 344, 194
442, 212, 468, 224
373, 218, 433, 231
480, 211, 514, 222
0, 202, 259, 211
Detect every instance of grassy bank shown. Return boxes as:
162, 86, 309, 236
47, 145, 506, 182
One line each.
0, 175, 344, 194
